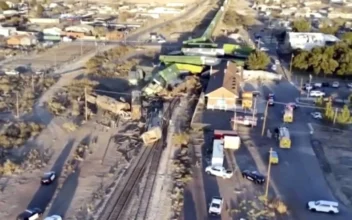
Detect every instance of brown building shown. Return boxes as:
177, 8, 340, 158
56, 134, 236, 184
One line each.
106, 31, 125, 40
7, 34, 37, 46
64, 31, 85, 39
205, 61, 241, 111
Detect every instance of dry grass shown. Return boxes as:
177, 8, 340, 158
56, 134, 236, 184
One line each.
172, 132, 190, 146
85, 46, 135, 77
170, 146, 192, 219
64, 143, 88, 176
0, 75, 57, 114
46, 78, 98, 117
0, 160, 21, 175
62, 122, 78, 132
0, 122, 44, 149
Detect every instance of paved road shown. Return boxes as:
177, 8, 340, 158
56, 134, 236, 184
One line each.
251, 22, 352, 219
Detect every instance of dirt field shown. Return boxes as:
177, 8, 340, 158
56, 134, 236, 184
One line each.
2, 43, 96, 70
312, 124, 352, 208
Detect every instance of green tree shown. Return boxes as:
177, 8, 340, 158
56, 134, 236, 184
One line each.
315, 96, 323, 107
308, 47, 338, 75
292, 51, 310, 70
245, 50, 270, 70
341, 32, 352, 44
336, 105, 352, 124
348, 94, 352, 105
319, 24, 339, 35
0, 1, 9, 10
292, 19, 311, 32
324, 100, 334, 120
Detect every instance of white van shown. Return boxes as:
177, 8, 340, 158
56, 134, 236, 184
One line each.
307, 200, 339, 214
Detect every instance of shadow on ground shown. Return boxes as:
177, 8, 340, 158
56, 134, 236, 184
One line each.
27, 139, 75, 211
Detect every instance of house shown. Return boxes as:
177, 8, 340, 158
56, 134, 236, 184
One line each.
0, 26, 16, 37
7, 34, 37, 46
65, 24, 94, 34
205, 61, 241, 111
42, 27, 62, 36
64, 31, 85, 39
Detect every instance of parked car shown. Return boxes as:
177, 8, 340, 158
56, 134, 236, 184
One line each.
307, 200, 339, 214
309, 90, 325, 97
242, 170, 265, 184
205, 166, 233, 179
347, 83, 352, 88
41, 171, 56, 185
260, 47, 269, 52
17, 208, 42, 220
311, 112, 323, 119
208, 196, 223, 215
322, 82, 330, 87
302, 83, 313, 91
44, 215, 62, 220
332, 81, 340, 88
313, 82, 322, 88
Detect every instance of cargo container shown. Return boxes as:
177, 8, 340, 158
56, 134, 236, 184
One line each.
212, 139, 224, 166
223, 135, 240, 150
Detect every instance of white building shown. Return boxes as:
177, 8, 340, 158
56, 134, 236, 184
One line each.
43, 27, 62, 36
285, 32, 340, 51
0, 26, 16, 37
65, 24, 94, 34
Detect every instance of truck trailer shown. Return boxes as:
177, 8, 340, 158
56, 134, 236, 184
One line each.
212, 139, 224, 166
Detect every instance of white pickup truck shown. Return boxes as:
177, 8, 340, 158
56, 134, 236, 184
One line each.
205, 166, 233, 179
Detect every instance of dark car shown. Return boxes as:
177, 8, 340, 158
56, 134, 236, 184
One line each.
17, 208, 42, 220
41, 171, 56, 185
322, 82, 330, 87
242, 170, 265, 184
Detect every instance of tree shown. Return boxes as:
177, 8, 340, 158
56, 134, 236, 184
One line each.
245, 50, 270, 70
30, 0, 37, 7
307, 47, 338, 75
36, 4, 44, 16
319, 24, 339, 35
292, 19, 311, 32
342, 32, 352, 44
0, 2, 9, 10
336, 105, 352, 124
292, 51, 310, 70
315, 96, 323, 107
324, 100, 334, 120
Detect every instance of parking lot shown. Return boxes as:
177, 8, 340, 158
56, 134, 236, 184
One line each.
2, 43, 96, 70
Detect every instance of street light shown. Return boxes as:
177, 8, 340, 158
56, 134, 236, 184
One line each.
264, 147, 273, 205
289, 53, 294, 74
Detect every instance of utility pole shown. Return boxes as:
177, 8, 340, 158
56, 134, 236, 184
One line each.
233, 99, 237, 131
264, 147, 273, 205
333, 108, 338, 125
300, 77, 303, 95
84, 87, 88, 121
261, 101, 269, 136
31, 74, 34, 92
16, 91, 19, 118
252, 97, 257, 128
80, 38, 83, 56
289, 54, 294, 74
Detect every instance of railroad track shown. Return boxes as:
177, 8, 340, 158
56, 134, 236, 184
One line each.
100, 98, 179, 220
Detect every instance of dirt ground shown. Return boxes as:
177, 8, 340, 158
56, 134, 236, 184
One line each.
312, 124, 352, 208
140, 0, 217, 41
2, 43, 96, 70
